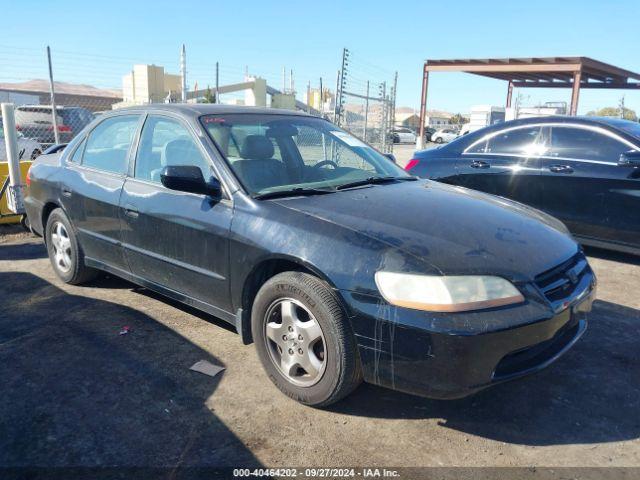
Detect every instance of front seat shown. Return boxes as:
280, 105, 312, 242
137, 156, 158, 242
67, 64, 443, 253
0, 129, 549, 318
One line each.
150, 138, 204, 183
233, 135, 288, 191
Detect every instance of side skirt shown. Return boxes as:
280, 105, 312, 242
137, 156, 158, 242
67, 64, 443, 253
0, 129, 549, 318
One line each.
84, 257, 238, 326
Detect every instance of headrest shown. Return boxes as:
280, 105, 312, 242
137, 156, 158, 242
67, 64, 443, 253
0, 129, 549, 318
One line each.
164, 138, 198, 165
240, 135, 274, 160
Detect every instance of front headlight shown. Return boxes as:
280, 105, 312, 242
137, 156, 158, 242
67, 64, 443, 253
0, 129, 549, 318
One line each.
374, 272, 524, 312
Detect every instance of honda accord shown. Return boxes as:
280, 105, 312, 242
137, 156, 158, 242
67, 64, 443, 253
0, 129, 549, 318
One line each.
25, 105, 596, 406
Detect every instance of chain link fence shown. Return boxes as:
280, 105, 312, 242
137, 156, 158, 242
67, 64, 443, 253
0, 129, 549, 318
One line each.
1, 46, 397, 166
334, 49, 397, 154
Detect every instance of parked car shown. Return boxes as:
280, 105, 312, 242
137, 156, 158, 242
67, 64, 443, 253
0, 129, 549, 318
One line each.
391, 127, 417, 144
424, 127, 436, 143
15, 105, 94, 147
0, 118, 43, 161
406, 116, 640, 256
25, 105, 595, 406
459, 123, 478, 136
431, 128, 458, 143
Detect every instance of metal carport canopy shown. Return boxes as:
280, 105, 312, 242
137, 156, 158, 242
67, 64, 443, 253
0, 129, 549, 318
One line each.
418, 56, 640, 146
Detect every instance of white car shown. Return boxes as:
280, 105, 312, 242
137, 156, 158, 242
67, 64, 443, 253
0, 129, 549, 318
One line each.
391, 127, 417, 144
0, 120, 43, 161
431, 128, 458, 144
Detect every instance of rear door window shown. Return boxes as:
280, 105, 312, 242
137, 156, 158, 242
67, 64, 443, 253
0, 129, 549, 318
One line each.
469, 126, 545, 156
81, 115, 140, 174
69, 138, 86, 163
549, 126, 629, 163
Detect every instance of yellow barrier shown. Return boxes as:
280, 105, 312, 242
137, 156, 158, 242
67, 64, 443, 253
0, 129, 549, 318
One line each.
0, 161, 32, 224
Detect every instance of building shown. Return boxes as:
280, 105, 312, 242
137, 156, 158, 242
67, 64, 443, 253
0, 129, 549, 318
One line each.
115, 64, 181, 107
514, 102, 568, 120
304, 88, 334, 113
394, 109, 420, 130
0, 79, 122, 111
425, 110, 454, 127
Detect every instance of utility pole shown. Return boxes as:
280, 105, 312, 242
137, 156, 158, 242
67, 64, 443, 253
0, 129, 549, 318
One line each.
336, 48, 349, 126
379, 81, 387, 151
319, 77, 323, 116
180, 44, 187, 103
619, 95, 626, 119
215, 62, 219, 104
282, 66, 286, 93
46, 46, 60, 145
388, 72, 398, 153
391, 71, 398, 132
363, 80, 369, 142
307, 80, 311, 113
334, 69, 341, 124
290, 69, 294, 94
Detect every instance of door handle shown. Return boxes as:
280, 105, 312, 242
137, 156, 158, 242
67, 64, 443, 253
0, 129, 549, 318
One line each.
61, 188, 72, 198
470, 160, 490, 169
549, 164, 574, 174
123, 205, 139, 219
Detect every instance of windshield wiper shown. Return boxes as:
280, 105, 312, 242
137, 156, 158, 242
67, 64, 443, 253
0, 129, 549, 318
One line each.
253, 187, 336, 200
335, 175, 418, 191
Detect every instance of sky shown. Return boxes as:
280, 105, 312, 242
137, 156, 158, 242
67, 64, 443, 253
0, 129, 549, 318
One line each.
2, 0, 640, 115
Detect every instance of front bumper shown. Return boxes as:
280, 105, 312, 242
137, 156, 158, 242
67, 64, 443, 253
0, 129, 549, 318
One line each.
342, 259, 596, 400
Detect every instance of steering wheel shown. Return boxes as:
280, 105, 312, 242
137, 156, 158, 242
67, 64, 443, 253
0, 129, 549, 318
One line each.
314, 160, 339, 170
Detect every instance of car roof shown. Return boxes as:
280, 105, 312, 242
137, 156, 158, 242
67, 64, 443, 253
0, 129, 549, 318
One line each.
104, 103, 312, 118
477, 115, 638, 130
435, 115, 640, 153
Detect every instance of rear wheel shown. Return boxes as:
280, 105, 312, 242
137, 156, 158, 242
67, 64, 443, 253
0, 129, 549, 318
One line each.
251, 272, 361, 406
435, 136, 443, 144
45, 208, 98, 284
30, 149, 42, 160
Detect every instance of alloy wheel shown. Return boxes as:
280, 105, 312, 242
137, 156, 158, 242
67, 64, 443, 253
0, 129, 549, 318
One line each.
51, 221, 73, 273
264, 298, 327, 387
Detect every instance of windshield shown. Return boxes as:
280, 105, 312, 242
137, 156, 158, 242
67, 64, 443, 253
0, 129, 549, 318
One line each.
200, 114, 408, 196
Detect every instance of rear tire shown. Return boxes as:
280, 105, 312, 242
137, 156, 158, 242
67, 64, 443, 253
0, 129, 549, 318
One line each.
251, 272, 362, 407
30, 149, 42, 160
435, 137, 443, 144
20, 214, 30, 232
45, 208, 98, 285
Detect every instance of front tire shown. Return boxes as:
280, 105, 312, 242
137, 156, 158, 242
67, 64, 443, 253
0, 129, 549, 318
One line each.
45, 208, 98, 285
251, 272, 361, 407
435, 136, 443, 144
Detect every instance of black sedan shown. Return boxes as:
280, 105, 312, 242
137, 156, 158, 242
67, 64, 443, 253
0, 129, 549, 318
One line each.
25, 105, 595, 406
407, 116, 640, 256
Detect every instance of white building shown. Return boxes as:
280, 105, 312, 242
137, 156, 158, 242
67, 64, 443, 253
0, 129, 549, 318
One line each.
114, 65, 182, 108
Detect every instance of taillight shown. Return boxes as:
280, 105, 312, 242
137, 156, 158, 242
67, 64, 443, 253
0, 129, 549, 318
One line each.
25, 166, 31, 187
405, 158, 420, 172
46, 125, 72, 132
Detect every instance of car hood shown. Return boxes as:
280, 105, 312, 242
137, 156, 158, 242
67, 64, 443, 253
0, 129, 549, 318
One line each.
272, 180, 578, 281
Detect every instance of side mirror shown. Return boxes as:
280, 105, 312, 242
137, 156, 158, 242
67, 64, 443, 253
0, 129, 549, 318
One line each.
619, 151, 640, 167
384, 153, 397, 163
160, 165, 221, 198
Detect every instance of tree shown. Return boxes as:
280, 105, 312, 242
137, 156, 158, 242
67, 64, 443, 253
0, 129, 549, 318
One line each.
449, 113, 469, 125
586, 106, 637, 121
201, 86, 217, 104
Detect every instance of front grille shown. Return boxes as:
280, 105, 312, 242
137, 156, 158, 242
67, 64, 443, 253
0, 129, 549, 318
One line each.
534, 253, 590, 303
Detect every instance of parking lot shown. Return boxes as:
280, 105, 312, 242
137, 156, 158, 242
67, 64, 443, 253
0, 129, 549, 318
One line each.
1, 226, 639, 470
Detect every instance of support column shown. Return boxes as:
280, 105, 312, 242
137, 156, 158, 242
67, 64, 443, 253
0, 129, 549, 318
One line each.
506, 81, 514, 108
570, 70, 582, 116
417, 65, 429, 150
